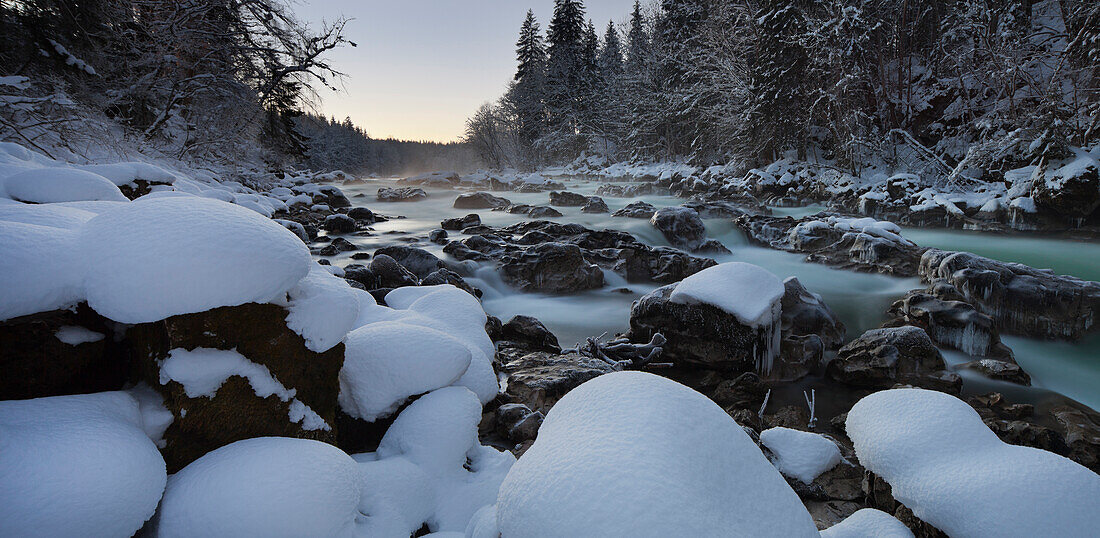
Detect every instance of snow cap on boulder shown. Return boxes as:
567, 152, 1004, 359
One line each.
496, 371, 817, 537
79, 196, 311, 323
3, 167, 128, 203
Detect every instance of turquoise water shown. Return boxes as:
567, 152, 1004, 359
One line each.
337, 179, 1099, 411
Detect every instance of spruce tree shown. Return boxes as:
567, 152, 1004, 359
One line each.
543, 0, 588, 159
507, 9, 547, 160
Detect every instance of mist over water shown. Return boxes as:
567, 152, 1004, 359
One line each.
334, 176, 1100, 411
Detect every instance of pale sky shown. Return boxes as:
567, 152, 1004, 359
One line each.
302, 1, 637, 143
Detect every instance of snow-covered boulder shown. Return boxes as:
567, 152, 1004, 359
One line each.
1032, 155, 1099, 220
285, 264, 361, 353
496, 371, 817, 537
3, 167, 128, 203
338, 321, 472, 421
157, 437, 360, 538
79, 196, 311, 323
0, 392, 167, 537
759, 427, 842, 484
819, 509, 914, 538
630, 262, 785, 375
0, 198, 96, 229
846, 388, 1100, 536
356, 387, 515, 534
0, 220, 83, 320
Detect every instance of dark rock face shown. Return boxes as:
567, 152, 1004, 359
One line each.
919, 249, 1100, 340
317, 237, 357, 256
499, 242, 604, 293
500, 315, 561, 353
886, 288, 1016, 362
737, 213, 926, 276
0, 305, 123, 400
322, 213, 356, 234
596, 183, 662, 197
454, 192, 511, 209
369, 254, 420, 288
496, 403, 543, 443
374, 246, 445, 279
611, 201, 657, 219
628, 284, 778, 376
497, 348, 614, 413
549, 191, 589, 206
651, 206, 707, 251
527, 206, 563, 218
343, 264, 379, 289
346, 207, 375, 222
682, 200, 759, 219
959, 359, 1031, 385
581, 197, 609, 213
313, 185, 351, 208
1032, 161, 1099, 220
826, 326, 961, 394
126, 303, 342, 472
428, 229, 448, 244
376, 187, 428, 202
441, 213, 481, 230
443, 220, 716, 287
781, 277, 846, 349
420, 268, 480, 298
1051, 406, 1100, 472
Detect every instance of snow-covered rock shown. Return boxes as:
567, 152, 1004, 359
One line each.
0, 198, 96, 229
846, 388, 1100, 536
79, 196, 311, 323
338, 321, 472, 421
820, 509, 914, 538
0, 220, 83, 320
669, 262, 785, 328
0, 391, 167, 537
496, 371, 817, 537
77, 161, 179, 186
759, 427, 843, 484
3, 167, 128, 203
369, 387, 515, 533
156, 437, 360, 538
285, 264, 361, 353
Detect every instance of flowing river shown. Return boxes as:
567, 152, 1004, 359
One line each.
329, 177, 1100, 412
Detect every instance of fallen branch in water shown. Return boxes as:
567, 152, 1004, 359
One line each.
565, 332, 670, 371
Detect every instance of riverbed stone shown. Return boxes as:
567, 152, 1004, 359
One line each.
369, 253, 419, 288
441, 213, 480, 230
548, 191, 589, 206
581, 196, 609, 213
499, 242, 604, 293
454, 192, 511, 209
374, 245, 444, 279
826, 326, 961, 394
612, 200, 657, 218
651, 206, 707, 251
322, 213, 356, 234
376, 187, 428, 202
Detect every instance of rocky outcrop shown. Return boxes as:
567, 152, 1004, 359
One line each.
441, 220, 716, 286
454, 192, 511, 209
651, 206, 707, 251
596, 182, 662, 197
886, 288, 1013, 357
496, 348, 614, 414
0, 304, 123, 400
373, 245, 445, 279
825, 326, 961, 394
581, 197, 609, 213
737, 213, 927, 276
919, 249, 1100, 340
127, 302, 343, 472
376, 187, 428, 202
441, 213, 480, 230
611, 201, 657, 218
499, 315, 561, 353
773, 277, 847, 382
1032, 160, 1099, 221
548, 191, 589, 206
499, 242, 605, 293
322, 213, 356, 234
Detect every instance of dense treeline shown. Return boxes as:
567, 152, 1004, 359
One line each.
296, 114, 482, 176
468, 0, 1100, 179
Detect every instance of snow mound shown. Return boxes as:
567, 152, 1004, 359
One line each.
497, 371, 817, 537
160, 347, 329, 430
3, 167, 128, 203
385, 285, 497, 404
669, 261, 785, 327
760, 427, 843, 484
338, 321, 473, 421
363, 387, 514, 533
286, 264, 361, 352
157, 437, 360, 538
77, 162, 179, 186
0, 220, 83, 321
79, 196, 311, 323
0, 199, 96, 229
846, 388, 1100, 536
820, 509, 914, 538
0, 391, 167, 537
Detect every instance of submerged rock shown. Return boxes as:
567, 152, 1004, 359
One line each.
611, 200, 657, 219
651, 206, 707, 251
454, 192, 511, 209
499, 242, 604, 293
376, 186, 428, 202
